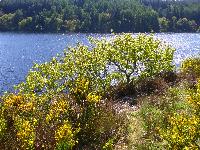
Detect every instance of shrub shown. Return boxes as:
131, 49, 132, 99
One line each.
158, 81, 200, 149
16, 33, 175, 95
181, 57, 200, 79
135, 76, 168, 95
138, 81, 200, 149
0, 92, 128, 149
0, 93, 77, 149
104, 34, 175, 84
159, 112, 199, 149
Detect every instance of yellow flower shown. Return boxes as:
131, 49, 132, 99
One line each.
86, 92, 101, 103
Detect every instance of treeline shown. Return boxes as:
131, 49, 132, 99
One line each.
0, 0, 199, 33
142, 0, 200, 32
0, 0, 160, 32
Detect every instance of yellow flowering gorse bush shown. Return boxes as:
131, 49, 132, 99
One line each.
181, 58, 200, 78
138, 58, 200, 149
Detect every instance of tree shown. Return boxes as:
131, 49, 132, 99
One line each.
159, 17, 169, 32
177, 17, 189, 32
18, 17, 32, 30
13, 9, 23, 29
63, 19, 80, 32
104, 34, 175, 84
0, 13, 14, 30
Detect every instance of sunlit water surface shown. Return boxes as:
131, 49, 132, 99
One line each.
0, 32, 199, 93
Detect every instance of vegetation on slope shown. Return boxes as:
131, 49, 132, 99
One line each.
0, 33, 200, 149
0, 33, 175, 149
129, 57, 200, 149
143, 0, 200, 32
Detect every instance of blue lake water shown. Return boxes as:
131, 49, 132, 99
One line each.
0, 32, 199, 93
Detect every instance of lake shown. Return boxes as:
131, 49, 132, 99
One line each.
0, 32, 200, 93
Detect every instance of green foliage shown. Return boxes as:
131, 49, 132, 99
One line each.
18, 17, 32, 30
103, 139, 114, 150
63, 19, 80, 32
158, 79, 200, 149
0, 13, 15, 30
143, 0, 200, 32
159, 17, 169, 32
0, 0, 160, 32
198, 26, 200, 32
188, 80, 200, 113
0, 0, 199, 32
105, 34, 175, 84
15, 34, 174, 95
0, 92, 128, 149
158, 16, 198, 32
0, 93, 77, 149
176, 18, 198, 32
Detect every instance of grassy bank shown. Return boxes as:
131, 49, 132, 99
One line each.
0, 33, 199, 149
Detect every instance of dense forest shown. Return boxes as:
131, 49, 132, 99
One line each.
0, 0, 199, 33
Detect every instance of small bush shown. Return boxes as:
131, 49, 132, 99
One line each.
135, 76, 168, 95
159, 112, 199, 149
181, 57, 200, 79
0, 92, 129, 149
138, 81, 200, 149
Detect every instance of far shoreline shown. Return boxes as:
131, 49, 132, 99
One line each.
0, 30, 199, 35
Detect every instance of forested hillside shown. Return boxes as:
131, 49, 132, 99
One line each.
0, 0, 199, 32
142, 0, 200, 32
